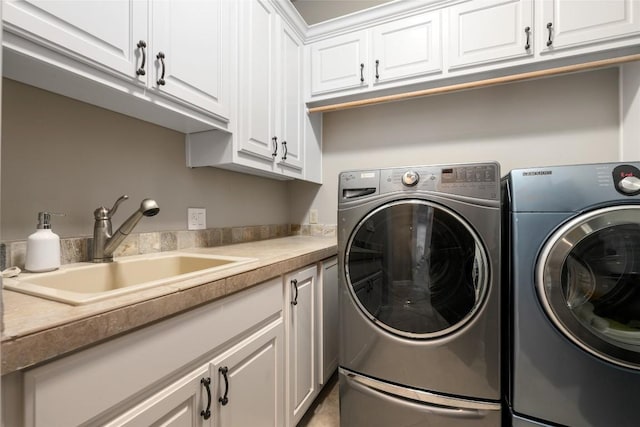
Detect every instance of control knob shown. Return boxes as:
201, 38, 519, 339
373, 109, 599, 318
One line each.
402, 170, 420, 186
618, 176, 640, 194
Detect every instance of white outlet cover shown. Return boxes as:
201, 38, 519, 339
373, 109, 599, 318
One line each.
188, 208, 206, 230
309, 209, 319, 224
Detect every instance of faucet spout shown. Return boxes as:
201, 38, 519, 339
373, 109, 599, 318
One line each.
92, 197, 159, 263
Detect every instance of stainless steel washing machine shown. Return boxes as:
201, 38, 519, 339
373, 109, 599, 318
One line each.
504, 162, 640, 426
338, 162, 502, 427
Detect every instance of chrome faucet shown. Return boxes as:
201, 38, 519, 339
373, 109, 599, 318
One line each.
92, 195, 160, 263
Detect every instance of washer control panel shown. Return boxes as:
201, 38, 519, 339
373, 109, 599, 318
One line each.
339, 163, 500, 202
402, 170, 420, 186
612, 164, 640, 196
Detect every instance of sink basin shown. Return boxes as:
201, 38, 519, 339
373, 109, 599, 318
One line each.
3, 253, 255, 305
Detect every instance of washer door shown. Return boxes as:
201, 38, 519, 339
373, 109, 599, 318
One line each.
538, 205, 640, 369
345, 199, 489, 339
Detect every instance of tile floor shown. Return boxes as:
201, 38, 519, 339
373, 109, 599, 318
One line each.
298, 372, 340, 427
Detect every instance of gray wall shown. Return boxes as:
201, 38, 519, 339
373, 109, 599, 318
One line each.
290, 68, 621, 225
2, 68, 623, 241
1, 79, 291, 241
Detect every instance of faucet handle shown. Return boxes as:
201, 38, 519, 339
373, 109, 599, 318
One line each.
108, 195, 129, 218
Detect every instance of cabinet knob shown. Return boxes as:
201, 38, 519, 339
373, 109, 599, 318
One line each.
156, 52, 166, 86
219, 366, 230, 406
375, 59, 380, 80
360, 63, 365, 83
272, 136, 278, 158
524, 27, 531, 51
546, 23, 554, 47
200, 377, 212, 420
136, 40, 147, 76
291, 279, 299, 306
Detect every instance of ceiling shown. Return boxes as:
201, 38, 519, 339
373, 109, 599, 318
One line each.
290, 0, 395, 25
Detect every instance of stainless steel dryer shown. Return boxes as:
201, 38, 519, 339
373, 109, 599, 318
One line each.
504, 162, 640, 426
338, 162, 502, 427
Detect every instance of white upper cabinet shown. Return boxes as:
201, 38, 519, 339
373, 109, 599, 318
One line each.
151, 0, 229, 118
3, 0, 230, 132
3, 0, 148, 80
238, 0, 278, 161
236, 0, 304, 179
371, 12, 442, 84
448, 0, 533, 69
541, 0, 640, 53
310, 30, 368, 95
310, 10, 442, 97
279, 23, 305, 175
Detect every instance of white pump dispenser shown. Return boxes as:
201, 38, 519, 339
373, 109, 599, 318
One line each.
25, 212, 61, 272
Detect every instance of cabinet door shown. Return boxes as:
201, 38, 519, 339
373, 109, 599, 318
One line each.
237, 0, 278, 162
310, 31, 368, 95
286, 265, 318, 426
3, 0, 147, 81
541, 0, 640, 52
211, 319, 284, 427
104, 365, 211, 427
277, 22, 304, 177
151, 0, 228, 118
320, 258, 339, 385
448, 0, 533, 68
371, 11, 443, 84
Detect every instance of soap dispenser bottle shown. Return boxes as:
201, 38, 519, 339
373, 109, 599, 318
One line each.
25, 212, 61, 272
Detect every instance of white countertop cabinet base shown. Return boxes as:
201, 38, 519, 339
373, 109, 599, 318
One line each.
2, 258, 338, 427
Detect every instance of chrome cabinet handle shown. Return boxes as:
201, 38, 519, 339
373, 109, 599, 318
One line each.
272, 136, 278, 158
156, 52, 166, 86
524, 27, 531, 50
546, 22, 553, 47
291, 279, 298, 306
375, 59, 379, 80
219, 367, 230, 406
360, 63, 365, 82
200, 377, 212, 420
282, 140, 288, 161
136, 40, 147, 76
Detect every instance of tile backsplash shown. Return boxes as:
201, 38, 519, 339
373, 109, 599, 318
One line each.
1, 223, 336, 270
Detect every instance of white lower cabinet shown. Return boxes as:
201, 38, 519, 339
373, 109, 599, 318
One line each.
19, 278, 283, 427
210, 319, 284, 427
285, 265, 318, 426
104, 364, 212, 427
104, 319, 284, 427
3, 259, 338, 427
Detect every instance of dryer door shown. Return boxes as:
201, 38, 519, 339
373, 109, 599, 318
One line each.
538, 205, 640, 369
345, 199, 489, 339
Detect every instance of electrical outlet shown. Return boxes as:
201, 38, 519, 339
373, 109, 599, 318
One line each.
187, 208, 206, 230
309, 209, 318, 224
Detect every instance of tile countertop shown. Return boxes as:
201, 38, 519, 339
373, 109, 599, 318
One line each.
1, 236, 337, 376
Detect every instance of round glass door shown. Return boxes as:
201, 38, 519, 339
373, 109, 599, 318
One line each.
538, 205, 640, 369
345, 199, 489, 339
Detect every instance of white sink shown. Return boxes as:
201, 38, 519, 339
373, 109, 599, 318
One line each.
4, 252, 255, 305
